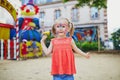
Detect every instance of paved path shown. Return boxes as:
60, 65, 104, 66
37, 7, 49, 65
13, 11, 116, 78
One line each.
0, 54, 120, 80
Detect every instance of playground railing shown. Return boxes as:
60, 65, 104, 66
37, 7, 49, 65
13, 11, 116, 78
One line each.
0, 39, 18, 60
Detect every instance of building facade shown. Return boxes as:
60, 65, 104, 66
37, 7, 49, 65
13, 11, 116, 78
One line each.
22, 0, 108, 42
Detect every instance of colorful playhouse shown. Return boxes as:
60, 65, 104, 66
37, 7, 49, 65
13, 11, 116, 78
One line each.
0, 0, 42, 60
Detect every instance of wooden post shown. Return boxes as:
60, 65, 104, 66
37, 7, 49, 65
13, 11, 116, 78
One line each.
97, 26, 100, 52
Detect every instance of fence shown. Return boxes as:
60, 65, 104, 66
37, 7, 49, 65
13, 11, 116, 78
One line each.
0, 39, 19, 60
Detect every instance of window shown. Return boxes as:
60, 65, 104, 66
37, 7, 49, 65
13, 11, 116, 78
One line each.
55, 9, 61, 20
22, 0, 29, 5
91, 7, 99, 19
28, 0, 47, 4
53, 0, 61, 2
32, 0, 61, 4
34, 0, 40, 4
21, 0, 42, 5
71, 8, 79, 22
34, 0, 54, 4
40, 11, 45, 19
46, 0, 52, 3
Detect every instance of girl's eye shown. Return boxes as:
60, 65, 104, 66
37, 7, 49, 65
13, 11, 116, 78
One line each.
62, 26, 65, 28
57, 26, 60, 28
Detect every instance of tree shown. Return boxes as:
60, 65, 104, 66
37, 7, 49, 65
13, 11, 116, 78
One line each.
111, 28, 120, 50
62, 0, 107, 9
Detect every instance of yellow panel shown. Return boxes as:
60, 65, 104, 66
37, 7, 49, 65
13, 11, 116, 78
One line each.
0, 27, 10, 40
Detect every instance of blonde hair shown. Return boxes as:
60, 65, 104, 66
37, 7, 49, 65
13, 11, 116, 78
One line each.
52, 17, 74, 37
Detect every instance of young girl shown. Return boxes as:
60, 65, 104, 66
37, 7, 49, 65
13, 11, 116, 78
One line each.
41, 18, 90, 80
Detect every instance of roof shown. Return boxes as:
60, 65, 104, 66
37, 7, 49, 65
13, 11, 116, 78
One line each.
0, 23, 14, 29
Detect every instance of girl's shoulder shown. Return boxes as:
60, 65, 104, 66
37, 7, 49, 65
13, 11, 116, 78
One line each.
66, 37, 73, 41
66, 37, 72, 39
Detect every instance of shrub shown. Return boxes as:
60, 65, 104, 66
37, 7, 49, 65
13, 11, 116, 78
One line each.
75, 41, 99, 52
111, 28, 120, 50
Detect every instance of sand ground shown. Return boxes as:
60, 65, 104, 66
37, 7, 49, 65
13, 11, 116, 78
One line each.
0, 53, 120, 80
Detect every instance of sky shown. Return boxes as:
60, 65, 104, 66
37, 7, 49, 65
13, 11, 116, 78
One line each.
107, 0, 120, 37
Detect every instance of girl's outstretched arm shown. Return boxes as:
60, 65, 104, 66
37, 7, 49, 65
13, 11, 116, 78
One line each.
41, 35, 53, 55
71, 38, 90, 58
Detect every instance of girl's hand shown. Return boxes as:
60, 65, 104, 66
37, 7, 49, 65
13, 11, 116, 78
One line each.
41, 35, 47, 42
86, 52, 90, 59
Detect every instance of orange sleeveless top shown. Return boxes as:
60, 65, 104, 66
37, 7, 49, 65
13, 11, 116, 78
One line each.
51, 37, 76, 75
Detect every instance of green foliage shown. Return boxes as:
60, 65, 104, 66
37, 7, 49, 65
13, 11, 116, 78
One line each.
75, 41, 99, 51
62, 0, 107, 9
75, 41, 82, 48
111, 28, 120, 50
45, 34, 54, 47
62, 0, 69, 2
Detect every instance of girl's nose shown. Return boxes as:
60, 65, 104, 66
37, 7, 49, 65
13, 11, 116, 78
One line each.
59, 26, 63, 29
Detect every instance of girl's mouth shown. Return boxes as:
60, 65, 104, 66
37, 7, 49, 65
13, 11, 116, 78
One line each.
58, 31, 64, 33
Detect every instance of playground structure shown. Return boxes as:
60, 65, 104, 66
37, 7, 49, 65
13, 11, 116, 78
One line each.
0, 0, 42, 60
0, 0, 19, 60
18, 0, 42, 58
0, 23, 16, 40
0, 39, 17, 60
18, 1, 41, 42
0, 0, 99, 60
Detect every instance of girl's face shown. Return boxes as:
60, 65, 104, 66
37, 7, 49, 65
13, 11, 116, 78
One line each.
54, 20, 69, 37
